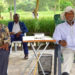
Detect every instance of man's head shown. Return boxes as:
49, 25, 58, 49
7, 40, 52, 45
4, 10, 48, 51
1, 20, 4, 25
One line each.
65, 10, 74, 23
61, 6, 75, 22
13, 14, 19, 23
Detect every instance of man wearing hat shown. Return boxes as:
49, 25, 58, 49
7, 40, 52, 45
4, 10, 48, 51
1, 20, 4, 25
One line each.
53, 6, 75, 75
0, 24, 10, 75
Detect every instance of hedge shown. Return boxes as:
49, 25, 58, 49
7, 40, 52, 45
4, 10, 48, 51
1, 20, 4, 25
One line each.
0, 18, 55, 37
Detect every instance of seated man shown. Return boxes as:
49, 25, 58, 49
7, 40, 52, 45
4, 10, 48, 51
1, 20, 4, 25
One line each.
0, 24, 10, 75
8, 14, 28, 59
53, 6, 75, 75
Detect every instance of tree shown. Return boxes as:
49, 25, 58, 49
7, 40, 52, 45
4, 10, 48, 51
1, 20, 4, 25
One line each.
48, 0, 56, 10
5, 0, 14, 19
5, 0, 19, 19
34, 0, 39, 18
39, 0, 48, 11
60, 0, 73, 10
39, 0, 56, 11
71, 0, 75, 7
17, 1, 35, 11
0, 0, 5, 18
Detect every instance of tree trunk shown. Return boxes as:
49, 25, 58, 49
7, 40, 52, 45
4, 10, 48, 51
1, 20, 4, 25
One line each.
10, 11, 13, 20
0, 12, 1, 18
10, 6, 13, 20
0, 12, 3, 20
54, 4, 56, 15
34, 0, 39, 19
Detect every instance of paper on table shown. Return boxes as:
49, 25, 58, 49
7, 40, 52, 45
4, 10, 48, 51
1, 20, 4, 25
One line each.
23, 36, 53, 41
44, 36, 53, 40
23, 36, 34, 41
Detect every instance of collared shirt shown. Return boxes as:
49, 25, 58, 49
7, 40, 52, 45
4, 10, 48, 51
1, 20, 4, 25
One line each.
12, 22, 21, 34
53, 21, 75, 50
0, 24, 10, 46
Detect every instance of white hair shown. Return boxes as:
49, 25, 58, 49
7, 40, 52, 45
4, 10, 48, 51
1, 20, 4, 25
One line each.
60, 6, 75, 20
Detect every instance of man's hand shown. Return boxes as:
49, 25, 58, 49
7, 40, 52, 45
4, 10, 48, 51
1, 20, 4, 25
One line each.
0, 43, 9, 51
16, 32, 22, 37
10, 32, 15, 35
59, 40, 67, 47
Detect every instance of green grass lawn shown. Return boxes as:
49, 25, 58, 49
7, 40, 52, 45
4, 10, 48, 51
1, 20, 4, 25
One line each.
1, 11, 62, 20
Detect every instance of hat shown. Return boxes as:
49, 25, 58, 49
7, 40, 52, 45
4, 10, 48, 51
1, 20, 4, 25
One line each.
60, 6, 75, 20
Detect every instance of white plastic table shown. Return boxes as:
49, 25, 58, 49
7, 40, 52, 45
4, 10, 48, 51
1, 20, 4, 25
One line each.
23, 36, 61, 75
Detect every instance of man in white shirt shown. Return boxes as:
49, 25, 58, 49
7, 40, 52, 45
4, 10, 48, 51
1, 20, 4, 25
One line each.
12, 22, 21, 34
53, 6, 75, 75
8, 14, 29, 59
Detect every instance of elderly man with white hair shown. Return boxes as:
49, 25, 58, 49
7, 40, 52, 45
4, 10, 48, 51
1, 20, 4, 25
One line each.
53, 6, 75, 75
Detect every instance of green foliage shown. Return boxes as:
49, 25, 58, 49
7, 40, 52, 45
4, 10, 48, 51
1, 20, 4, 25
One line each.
48, 1, 55, 10
38, 18, 55, 36
0, 1, 5, 14
0, 0, 75, 12
39, 0, 48, 11
60, 0, 73, 10
17, 1, 35, 11
0, 20, 10, 26
39, 0, 55, 11
8, 6, 14, 11
5, 0, 19, 12
0, 5, 4, 12
22, 19, 39, 32
24, 1, 35, 11
0, 18, 55, 36
5, 0, 14, 5
21, 18, 55, 36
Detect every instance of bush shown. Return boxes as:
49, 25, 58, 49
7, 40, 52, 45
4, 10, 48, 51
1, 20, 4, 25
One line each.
17, 2, 35, 11
60, 0, 73, 10
0, 20, 10, 25
0, 18, 55, 37
8, 6, 14, 12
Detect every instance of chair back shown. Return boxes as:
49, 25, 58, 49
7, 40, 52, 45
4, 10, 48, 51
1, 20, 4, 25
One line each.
54, 14, 64, 26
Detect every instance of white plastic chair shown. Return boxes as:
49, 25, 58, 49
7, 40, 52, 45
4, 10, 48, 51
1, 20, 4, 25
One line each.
10, 33, 26, 52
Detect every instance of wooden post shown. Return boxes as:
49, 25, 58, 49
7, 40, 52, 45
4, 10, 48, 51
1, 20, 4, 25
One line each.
14, 0, 16, 14
34, 0, 39, 19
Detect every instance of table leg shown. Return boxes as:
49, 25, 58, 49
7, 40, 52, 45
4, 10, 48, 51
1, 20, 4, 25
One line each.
54, 45, 61, 75
58, 45, 61, 75
29, 42, 49, 75
54, 45, 58, 75
29, 43, 46, 75
22, 43, 44, 75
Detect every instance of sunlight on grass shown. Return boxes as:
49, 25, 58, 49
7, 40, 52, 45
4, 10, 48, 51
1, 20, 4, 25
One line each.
1, 11, 62, 20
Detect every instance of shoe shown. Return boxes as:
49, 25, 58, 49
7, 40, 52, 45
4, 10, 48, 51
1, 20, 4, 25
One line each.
24, 54, 28, 59
62, 72, 69, 75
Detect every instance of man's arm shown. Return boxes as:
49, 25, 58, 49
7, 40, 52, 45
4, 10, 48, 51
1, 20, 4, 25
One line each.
9, 32, 15, 35
15, 31, 22, 37
3, 27, 11, 51
8, 22, 12, 32
0, 43, 9, 51
8, 22, 15, 35
53, 26, 67, 47
20, 22, 28, 33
